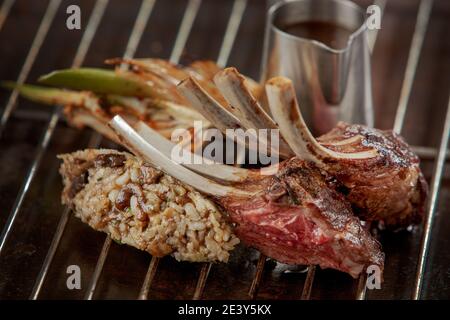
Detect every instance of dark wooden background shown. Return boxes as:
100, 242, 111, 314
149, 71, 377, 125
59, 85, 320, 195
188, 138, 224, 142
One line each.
0, 0, 448, 299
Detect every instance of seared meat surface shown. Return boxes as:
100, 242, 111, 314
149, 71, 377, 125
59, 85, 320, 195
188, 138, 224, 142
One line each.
264, 76, 428, 228
318, 122, 428, 227
221, 158, 384, 278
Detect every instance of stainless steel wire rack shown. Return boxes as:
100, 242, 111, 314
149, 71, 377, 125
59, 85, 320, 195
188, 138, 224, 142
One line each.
0, 0, 449, 300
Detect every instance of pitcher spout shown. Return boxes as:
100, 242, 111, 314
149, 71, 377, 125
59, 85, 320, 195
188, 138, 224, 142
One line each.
262, 0, 374, 134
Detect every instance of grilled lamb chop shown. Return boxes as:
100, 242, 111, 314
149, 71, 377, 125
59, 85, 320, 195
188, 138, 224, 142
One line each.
220, 158, 384, 278
59, 149, 240, 263
315, 122, 428, 226
176, 67, 427, 227
265, 77, 428, 227
110, 116, 384, 278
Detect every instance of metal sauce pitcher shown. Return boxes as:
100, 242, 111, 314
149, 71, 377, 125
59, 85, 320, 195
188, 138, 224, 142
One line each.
261, 0, 373, 135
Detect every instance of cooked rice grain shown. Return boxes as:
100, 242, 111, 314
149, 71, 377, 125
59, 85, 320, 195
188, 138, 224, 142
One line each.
59, 149, 239, 262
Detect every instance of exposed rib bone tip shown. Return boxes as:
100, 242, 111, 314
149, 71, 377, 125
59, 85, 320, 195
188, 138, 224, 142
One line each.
266, 76, 292, 88
134, 120, 251, 183
109, 115, 256, 198
221, 67, 239, 75
266, 77, 378, 162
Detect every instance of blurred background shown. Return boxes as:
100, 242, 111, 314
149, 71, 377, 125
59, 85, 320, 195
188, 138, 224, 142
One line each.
0, 0, 449, 299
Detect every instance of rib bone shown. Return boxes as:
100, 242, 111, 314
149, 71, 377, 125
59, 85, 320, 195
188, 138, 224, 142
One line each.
265, 77, 378, 164
214, 68, 294, 158
109, 115, 257, 198
135, 121, 255, 182
177, 76, 263, 157
178, 77, 243, 133
179, 76, 285, 162
321, 135, 363, 146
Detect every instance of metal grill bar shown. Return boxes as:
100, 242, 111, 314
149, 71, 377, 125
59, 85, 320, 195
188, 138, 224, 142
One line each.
10, 102, 450, 161
248, 254, 266, 299
71, 1, 111, 69
388, 0, 449, 300
12, 108, 68, 121
10, 103, 447, 161
413, 94, 450, 299
83, 0, 156, 300
78, 0, 197, 300
216, 0, 247, 68
30, 207, 70, 299
0, 0, 79, 261
188, 0, 248, 300
412, 146, 450, 160
367, 0, 386, 53
84, 234, 113, 300
0, 0, 63, 255
352, 0, 386, 301
300, 265, 316, 300
393, 0, 433, 134
192, 262, 212, 299
356, 272, 368, 300
138, 256, 160, 300
0, 0, 15, 32
192, 263, 212, 300
136, 0, 202, 300
138, 0, 248, 300
169, 0, 201, 64
122, 0, 156, 63
248, 0, 388, 300
28, 0, 109, 300
0, 105, 61, 253
0, 0, 61, 136
378, 0, 443, 300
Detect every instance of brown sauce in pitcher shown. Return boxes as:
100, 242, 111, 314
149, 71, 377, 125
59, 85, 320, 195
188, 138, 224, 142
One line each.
281, 21, 354, 49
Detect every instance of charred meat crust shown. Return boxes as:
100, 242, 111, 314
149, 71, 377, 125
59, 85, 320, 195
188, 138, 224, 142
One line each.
278, 159, 356, 231
318, 122, 429, 227
220, 158, 384, 278
280, 159, 384, 270
318, 122, 419, 167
